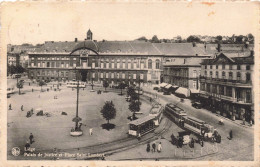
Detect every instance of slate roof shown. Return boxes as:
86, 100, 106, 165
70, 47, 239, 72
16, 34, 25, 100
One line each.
164, 58, 204, 67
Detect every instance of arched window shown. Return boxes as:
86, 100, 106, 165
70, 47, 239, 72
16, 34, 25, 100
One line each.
148, 59, 152, 69
155, 59, 160, 69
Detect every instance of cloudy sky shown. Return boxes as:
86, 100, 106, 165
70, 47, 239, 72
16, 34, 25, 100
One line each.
1, 2, 257, 45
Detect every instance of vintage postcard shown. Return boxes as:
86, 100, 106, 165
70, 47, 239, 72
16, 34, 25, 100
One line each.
0, 1, 259, 166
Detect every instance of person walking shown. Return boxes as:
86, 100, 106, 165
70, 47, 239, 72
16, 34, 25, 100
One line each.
191, 138, 194, 148
21, 105, 24, 111
146, 142, 150, 152
152, 142, 156, 153
229, 130, 233, 140
200, 138, 204, 147
29, 133, 34, 144
157, 142, 162, 153
24, 141, 30, 152
89, 128, 93, 136
9, 104, 12, 110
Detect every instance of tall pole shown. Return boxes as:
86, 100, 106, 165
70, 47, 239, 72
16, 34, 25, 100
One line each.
75, 67, 79, 129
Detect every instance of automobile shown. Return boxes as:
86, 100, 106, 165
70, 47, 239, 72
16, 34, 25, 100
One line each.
153, 87, 159, 90
163, 91, 171, 95
192, 102, 202, 109
157, 88, 163, 92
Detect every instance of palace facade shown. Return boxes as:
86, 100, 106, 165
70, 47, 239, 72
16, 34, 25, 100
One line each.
27, 30, 211, 85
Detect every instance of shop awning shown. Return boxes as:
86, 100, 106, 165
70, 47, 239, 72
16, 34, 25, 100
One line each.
165, 84, 172, 89
190, 89, 200, 94
175, 87, 190, 97
159, 83, 168, 87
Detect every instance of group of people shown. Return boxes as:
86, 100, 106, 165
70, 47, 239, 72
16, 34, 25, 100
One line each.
71, 123, 93, 136
24, 133, 34, 152
146, 142, 162, 153
171, 134, 204, 148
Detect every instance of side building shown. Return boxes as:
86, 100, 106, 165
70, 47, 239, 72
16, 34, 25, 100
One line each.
199, 52, 254, 123
163, 58, 203, 98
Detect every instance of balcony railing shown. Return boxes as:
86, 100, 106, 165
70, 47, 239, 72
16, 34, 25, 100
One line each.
199, 76, 252, 85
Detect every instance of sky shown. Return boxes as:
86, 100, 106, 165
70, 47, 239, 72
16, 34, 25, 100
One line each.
1, 2, 258, 45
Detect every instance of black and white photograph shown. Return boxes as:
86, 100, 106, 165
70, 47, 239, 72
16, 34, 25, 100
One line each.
0, 1, 258, 166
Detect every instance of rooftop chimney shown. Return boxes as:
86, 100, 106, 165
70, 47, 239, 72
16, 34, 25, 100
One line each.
75, 38, 78, 42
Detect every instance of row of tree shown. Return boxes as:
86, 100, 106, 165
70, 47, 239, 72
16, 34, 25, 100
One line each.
136, 33, 254, 44
7, 64, 25, 76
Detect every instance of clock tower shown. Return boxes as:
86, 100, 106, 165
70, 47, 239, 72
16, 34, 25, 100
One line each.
87, 29, 93, 40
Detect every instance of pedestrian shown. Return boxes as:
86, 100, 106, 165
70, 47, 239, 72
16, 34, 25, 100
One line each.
29, 133, 34, 144
24, 141, 30, 152
32, 88, 34, 92
157, 142, 162, 153
152, 142, 156, 153
21, 105, 24, 111
229, 130, 233, 140
9, 104, 12, 110
200, 138, 204, 147
191, 138, 194, 148
29, 82, 31, 86
138, 133, 141, 140
178, 137, 183, 148
250, 120, 252, 126
89, 128, 93, 136
146, 142, 150, 152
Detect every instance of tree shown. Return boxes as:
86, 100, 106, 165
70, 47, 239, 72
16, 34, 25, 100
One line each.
118, 82, 126, 95
129, 100, 141, 120
100, 101, 117, 125
16, 65, 25, 73
38, 80, 45, 92
151, 35, 160, 43
136, 36, 148, 42
103, 80, 109, 91
16, 80, 23, 95
216, 35, 222, 41
187, 35, 200, 43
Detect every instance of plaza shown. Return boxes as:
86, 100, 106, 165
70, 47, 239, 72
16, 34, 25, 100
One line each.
7, 78, 152, 158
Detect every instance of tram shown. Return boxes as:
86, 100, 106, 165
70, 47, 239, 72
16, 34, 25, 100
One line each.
66, 80, 86, 88
149, 104, 163, 126
128, 115, 156, 137
164, 103, 187, 124
182, 116, 214, 137
164, 103, 217, 140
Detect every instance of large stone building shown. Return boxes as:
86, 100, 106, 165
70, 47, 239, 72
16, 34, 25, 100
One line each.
27, 30, 211, 85
163, 58, 203, 94
199, 52, 254, 123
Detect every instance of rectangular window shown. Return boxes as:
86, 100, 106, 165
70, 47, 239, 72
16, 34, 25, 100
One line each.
193, 70, 197, 78
73, 63, 76, 67
210, 71, 213, 78
106, 73, 109, 78
101, 63, 104, 68
237, 72, 241, 80
246, 73, 251, 82
92, 73, 95, 78
237, 65, 241, 70
122, 73, 125, 79
100, 73, 103, 78
205, 65, 207, 69
222, 64, 225, 70
111, 73, 114, 78
216, 71, 218, 78
92, 63, 95, 68
117, 62, 120, 69
123, 63, 126, 69
140, 74, 144, 79
229, 65, 232, 70
229, 72, 233, 80
133, 62, 137, 69
111, 63, 114, 69
219, 85, 224, 95
246, 65, 250, 70
133, 74, 136, 79
210, 65, 212, 69
193, 81, 197, 89
216, 65, 218, 69
226, 86, 232, 97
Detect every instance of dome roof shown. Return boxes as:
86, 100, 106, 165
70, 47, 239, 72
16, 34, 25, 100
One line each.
70, 40, 99, 55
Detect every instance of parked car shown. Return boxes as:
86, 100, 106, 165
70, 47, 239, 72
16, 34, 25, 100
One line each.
153, 87, 159, 91
192, 102, 202, 109
163, 91, 171, 95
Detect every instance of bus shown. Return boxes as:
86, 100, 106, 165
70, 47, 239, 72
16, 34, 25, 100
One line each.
66, 81, 86, 88
164, 103, 187, 124
128, 115, 156, 137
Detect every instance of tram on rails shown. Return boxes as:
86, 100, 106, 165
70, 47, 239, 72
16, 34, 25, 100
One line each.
149, 104, 163, 126
66, 80, 86, 88
128, 115, 156, 137
164, 103, 187, 124
164, 103, 218, 141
